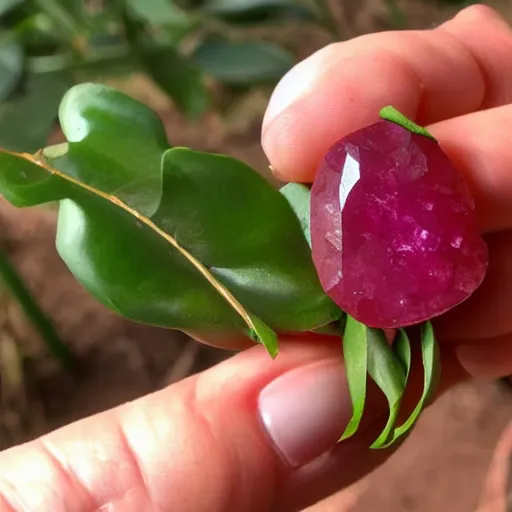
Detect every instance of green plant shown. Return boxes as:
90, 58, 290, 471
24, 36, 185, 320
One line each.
0, 0, 331, 369
0, 249, 72, 369
0, 83, 452, 448
0, 0, 328, 153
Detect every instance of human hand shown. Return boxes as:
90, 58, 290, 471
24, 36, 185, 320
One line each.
1, 5, 511, 512
262, 3, 512, 381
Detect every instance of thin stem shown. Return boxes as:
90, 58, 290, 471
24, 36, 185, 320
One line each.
27, 47, 138, 77
384, 0, 408, 29
313, 0, 343, 40
0, 248, 73, 370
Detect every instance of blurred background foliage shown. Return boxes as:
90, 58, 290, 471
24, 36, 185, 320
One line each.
0, 0, 323, 151
2, 1, 512, 511
0, 0, 490, 153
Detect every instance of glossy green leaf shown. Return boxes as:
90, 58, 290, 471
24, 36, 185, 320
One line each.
392, 321, 440, 442
0, 149, 280, 353
339, 315, 368, 442
192, 39, 294, 86
140, 47, 210, 118
0, 40, 23, 100
155, 147, 339, 332
0, 73, 69, 152
201, 0, 316, 23
0, 84, 339, 355
367, 328, 407, 448
52, 82, 169, 216
280, 182, 311, 247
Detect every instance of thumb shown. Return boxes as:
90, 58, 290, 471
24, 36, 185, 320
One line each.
1, 337, 401, 511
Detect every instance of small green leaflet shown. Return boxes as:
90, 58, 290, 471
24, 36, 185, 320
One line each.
367, 328, 407, 448
380, 106, 436, 141
338, 315, 368, 441
390, 321, 440, 444
338, 317, 439, 448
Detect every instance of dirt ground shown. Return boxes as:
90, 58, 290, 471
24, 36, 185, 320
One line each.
2, 1, 512, 511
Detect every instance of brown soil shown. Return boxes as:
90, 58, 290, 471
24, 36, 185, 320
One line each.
2, 1, 512, 511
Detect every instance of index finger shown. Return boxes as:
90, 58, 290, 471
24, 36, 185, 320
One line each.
262, 5, 512, 182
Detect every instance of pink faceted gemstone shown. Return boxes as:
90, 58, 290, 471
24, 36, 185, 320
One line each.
310, 120, 488, 329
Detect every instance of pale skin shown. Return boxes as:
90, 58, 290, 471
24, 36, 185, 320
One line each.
2, 4, 512, 511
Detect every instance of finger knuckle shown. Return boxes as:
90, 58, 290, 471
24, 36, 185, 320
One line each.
458, 4, 508, 28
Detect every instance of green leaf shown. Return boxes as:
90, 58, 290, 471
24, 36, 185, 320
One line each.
0, 40, 23, 100
279, 182, 311, 247
192, 39, 294, 86
34, 0, 86, 46
155, 147, 339, 332
52, 82, 169, 216
367, 328, 407, 448
392, 321, 440, 442
0, 84, 339, 355
120, 1, 207, 118
339, 315, 368, 442
125, 0, 193, 28
0, 0, 25, 18
139, 47, 210, 119
201, 0, 316, 23
393, 328, 411, 378
0, 148, 280, 354
380, 105, 436, 141
0, 73, 69, 152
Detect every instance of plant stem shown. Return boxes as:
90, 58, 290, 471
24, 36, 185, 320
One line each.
0, 248, 73, 370
313, 0, 343, 40
384, 0, 408, 29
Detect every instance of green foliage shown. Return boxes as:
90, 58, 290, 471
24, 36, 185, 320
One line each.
390, 322, 440, 444
338, 315, 369, 442
280, 182, 311, 246
0, 83, 340, 357
0, 0, 326, 150
0, 0, 25, 19
339, 316, 440, 448
0, 40, 23, 99
125, 0, 193, 28
192, 39, 294, 86
200, 0, 317, 23
137, 47, 210, 119
0, 249, 72, 370
0, 73, 69, 152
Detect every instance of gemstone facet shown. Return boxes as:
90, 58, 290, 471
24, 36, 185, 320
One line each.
310, 120, 488, 328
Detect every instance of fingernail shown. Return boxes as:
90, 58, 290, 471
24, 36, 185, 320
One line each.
263, 59, 319, 130
258, 359, 351, 468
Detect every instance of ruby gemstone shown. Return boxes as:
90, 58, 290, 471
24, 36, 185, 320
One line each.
310, 120, 488, 329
